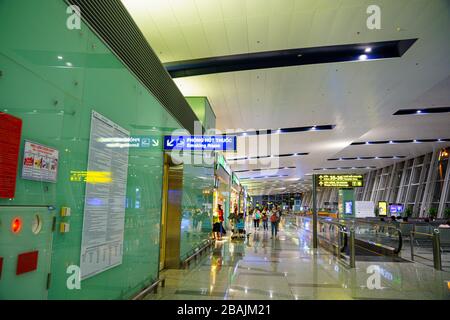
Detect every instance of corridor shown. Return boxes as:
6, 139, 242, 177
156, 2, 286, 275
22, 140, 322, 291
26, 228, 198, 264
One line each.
145, 217, 450, 300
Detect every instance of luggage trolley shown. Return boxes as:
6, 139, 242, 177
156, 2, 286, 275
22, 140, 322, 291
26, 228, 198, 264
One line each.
231, 214, 247, 240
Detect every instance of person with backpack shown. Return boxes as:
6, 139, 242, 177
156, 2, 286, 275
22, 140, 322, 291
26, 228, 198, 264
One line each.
261, 207, 269, 231
270, 207, 280, 238
253, 207, 261, 230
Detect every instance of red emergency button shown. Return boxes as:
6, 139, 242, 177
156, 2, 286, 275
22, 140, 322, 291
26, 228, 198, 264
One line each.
11, 217, 22, 234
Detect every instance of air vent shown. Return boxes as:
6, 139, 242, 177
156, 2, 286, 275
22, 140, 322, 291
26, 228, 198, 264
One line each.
65, 0, 200, 133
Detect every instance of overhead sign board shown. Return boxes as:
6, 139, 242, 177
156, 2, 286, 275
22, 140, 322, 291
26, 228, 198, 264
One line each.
316, 174, 364, 188
164, 135, 236, 151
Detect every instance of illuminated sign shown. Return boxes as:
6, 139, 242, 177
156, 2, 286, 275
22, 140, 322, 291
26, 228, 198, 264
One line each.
217, 154, 232, 175
70, 171, 112, 184
316, 174, 364, 188
98, 136, 160, 149
164, 135, 236, 151
378, 201, 388, 216
344, 201, 353, 215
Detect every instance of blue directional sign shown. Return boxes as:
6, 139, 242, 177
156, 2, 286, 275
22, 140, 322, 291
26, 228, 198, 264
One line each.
164, 135, 237, 151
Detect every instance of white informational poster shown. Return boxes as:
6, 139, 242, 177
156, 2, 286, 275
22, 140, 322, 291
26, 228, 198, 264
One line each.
80, 111, 130, 280
22, 140, 59, 183
355, 201, 375, 218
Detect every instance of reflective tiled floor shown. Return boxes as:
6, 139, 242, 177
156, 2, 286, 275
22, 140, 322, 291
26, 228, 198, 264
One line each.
145, 217, 450, 300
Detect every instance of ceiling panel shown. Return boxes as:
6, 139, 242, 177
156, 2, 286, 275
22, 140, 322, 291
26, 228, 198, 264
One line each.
122, 0, 450, 195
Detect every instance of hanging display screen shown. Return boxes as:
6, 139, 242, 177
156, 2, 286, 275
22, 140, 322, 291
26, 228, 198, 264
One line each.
378, 201, 388, 216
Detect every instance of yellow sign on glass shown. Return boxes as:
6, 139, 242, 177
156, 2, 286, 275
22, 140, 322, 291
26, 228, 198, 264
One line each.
315, 174, 364, 188
70, 171, 112, 184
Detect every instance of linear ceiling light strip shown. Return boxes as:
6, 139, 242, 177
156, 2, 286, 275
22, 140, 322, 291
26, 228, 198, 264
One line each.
351, 138, 450, 145
327, 156, 406, 161
227, 152, 309, 161
224, 125, 335, 137
393, 107, 450, 115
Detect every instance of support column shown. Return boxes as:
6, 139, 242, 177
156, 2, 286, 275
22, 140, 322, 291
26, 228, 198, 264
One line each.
403, 157, 418, 209
312, 174, 318, 249
420, 150, 438, 217
385, 163, 397, 203
438, 157, 450, 218
413, 154, 430, 216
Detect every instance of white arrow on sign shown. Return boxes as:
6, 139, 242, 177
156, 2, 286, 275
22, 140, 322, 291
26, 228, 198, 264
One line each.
166, 139, 175, 147
152, 139, 159, 147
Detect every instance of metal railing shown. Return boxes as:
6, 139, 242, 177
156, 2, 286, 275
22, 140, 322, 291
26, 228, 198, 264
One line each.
181, 239, 214, 269
294, 216, 356, 268
409, 228, 442, 270
132, 277, 166, 300
340, 219, 403, 254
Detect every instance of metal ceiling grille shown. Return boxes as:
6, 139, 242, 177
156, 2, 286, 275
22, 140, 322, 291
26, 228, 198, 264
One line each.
65, 0, 199, 133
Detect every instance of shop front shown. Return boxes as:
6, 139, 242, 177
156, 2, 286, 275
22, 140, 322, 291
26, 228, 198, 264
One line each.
214, 154, 232, 230
230, 173, 242, 219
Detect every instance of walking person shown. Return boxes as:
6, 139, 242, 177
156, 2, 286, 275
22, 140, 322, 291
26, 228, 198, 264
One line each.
253, 207, 261, 230
262, 207, 269, 231
270, 207, 280, 239
212, 208, 221, 241
218, 204, 225, 237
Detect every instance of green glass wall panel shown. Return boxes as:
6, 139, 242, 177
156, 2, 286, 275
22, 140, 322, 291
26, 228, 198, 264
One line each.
185, 97, 216, 131
179, 159, 214, 260
0, 0, 188, 299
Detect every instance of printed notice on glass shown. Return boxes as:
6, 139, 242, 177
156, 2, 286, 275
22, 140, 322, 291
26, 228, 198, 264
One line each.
21, 140, 59, 183
80, 111, 130, 280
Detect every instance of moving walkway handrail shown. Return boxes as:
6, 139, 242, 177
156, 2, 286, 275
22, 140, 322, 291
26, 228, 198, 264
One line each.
339, 219, 403, 254
295, 216, 354, 268
317, 218, 348, 252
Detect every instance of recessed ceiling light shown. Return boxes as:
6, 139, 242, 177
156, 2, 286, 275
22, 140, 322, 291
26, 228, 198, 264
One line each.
66, 62, 73, 67
359, 54, 368, 61
57, 55, 63, 60
364, 47, 372, 53
416, 110, 422, 114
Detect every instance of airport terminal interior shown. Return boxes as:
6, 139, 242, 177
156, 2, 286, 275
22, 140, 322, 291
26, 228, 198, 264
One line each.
1, 0, 450, 301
